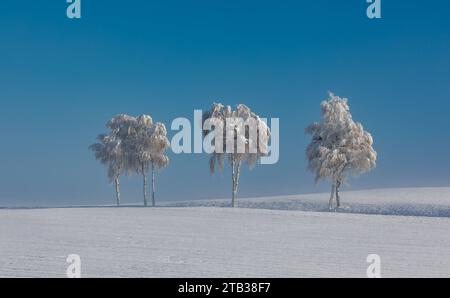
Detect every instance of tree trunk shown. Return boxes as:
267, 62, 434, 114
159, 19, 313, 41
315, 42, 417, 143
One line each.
231, 159, 236, 208
114, 177, 121, 206
151, 163, 156, 207
143, 165, 148, 207
335, 181, 341, 208
329, 183, 336, 209
232, 187, 237, 207
235, 160, 241, 206
231, 158, 242, 208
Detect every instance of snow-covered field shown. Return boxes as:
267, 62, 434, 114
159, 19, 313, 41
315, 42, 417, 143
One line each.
166, 187, 450, 217
1, 187, 450, 278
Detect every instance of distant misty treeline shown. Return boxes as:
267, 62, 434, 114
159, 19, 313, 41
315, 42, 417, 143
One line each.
90, 92, 377, 209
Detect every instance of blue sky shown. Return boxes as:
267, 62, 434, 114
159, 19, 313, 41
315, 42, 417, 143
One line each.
0, 0, 449, 206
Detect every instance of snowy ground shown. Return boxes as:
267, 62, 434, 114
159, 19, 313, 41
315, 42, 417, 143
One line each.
166, 187, 450, 218
1, 187, 450, 278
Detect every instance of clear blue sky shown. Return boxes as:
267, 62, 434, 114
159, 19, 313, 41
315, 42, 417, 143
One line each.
1, 0, 449, 206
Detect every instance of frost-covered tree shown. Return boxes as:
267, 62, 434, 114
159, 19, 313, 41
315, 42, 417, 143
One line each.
147, 122, 170, 206
126, 115, 170, 207
306, 92, 377, 209
89, 115, 135, 206
203, 103, 270, 207
90, 114, 170, 207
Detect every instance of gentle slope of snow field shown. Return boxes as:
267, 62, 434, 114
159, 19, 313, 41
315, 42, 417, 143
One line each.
166, 187, 450, 218
1, 187, 450, 277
